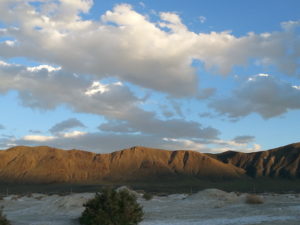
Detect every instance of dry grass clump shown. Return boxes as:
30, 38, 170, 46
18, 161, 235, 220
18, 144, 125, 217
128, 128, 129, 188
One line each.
245, 194, 264, 204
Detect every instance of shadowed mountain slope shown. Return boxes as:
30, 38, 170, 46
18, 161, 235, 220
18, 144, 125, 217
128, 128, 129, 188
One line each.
0, 146, 244, 184
214, 143, 300, 178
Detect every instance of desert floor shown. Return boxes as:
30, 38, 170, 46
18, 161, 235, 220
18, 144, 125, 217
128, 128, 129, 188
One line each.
1, 188, 300, 225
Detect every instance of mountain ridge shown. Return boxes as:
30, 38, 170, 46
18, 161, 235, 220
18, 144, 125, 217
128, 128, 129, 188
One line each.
213, 142, 300, 178
0, 145, 244, 184
0, 143, 299, 184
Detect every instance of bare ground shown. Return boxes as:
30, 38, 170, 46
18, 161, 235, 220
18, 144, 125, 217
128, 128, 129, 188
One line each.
1, 188, 299, 225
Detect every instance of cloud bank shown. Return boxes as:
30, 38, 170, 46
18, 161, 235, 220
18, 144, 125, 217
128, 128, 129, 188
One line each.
0, 1, 299, 97
0, 0, 299, 152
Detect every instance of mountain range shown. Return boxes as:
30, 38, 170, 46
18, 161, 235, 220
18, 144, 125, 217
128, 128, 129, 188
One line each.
213, 142, 300, 178
0, 143, 299, 184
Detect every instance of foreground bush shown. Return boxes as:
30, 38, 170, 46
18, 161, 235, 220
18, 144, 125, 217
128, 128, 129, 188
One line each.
245, 194, 264, 204
79, 188, 144, 225
0, 208, 11, 225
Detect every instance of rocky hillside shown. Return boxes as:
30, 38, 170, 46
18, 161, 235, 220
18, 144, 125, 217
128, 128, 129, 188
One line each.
0, 146, 244, 184
214, 143, 300, 178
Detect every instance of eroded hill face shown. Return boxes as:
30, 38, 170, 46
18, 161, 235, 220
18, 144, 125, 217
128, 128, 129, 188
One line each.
0, 146, 245, 184
215, 143, 300, 178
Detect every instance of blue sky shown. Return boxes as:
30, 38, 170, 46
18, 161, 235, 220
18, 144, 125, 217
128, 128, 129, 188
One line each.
0, 0, 299, 153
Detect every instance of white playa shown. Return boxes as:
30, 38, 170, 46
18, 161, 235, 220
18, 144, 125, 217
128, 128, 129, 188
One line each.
1, 189, 300, 225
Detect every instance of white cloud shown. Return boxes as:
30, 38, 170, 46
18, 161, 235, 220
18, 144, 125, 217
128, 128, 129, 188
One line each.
251, 143, 262, 152
4, 40, 15, 46
62, 130, 86, 138
85, 81, 110, 96
159, 12, 188, 32
85, 81, 122, 96
258, 73, 269, 77
211, 139, 246, 147
162, 138, 206, 150
0, 2, 298, 96
23, 135, 56, 142
27, 65, 61, 72
209, 142, 261, 153
0, 61, 9, 66
0, 1, 298, 152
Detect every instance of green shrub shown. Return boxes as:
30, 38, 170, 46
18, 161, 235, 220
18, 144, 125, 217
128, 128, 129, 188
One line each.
0, 207, 11, 225
142, 192, 153, 201
79, 188, 144, 225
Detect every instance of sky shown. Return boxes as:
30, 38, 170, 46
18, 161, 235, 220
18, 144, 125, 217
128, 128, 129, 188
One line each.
0, 0, 299, 153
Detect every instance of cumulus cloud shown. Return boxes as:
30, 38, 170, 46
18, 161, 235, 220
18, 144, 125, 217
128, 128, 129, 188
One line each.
0, 1, 299, 97
49, 118, 86, 134
0, 62, 140, 118
0, 61, 219, 144
210, 75, 300, 119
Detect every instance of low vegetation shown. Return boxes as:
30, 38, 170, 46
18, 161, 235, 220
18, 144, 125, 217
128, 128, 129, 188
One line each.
79, 187, 144, 225
142, 192, 153, 201
245, 194, 264, 204
0, 207, 11, 225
